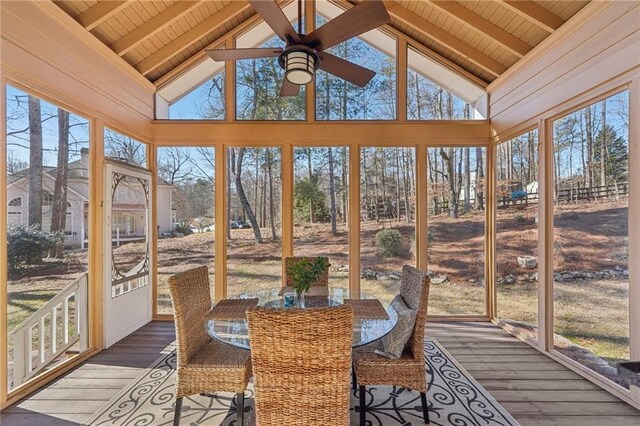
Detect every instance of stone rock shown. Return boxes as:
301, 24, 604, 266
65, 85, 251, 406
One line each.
431, 275, 448, 284
517, 255, 537, 269
623, 270, 629, 277
388, 273, 401, 281
361, 269, 378, 280
504, 274, 516, 285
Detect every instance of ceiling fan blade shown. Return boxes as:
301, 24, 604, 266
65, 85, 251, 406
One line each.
318, 53, 376, 87
280, 78, 301, 97
207, 47, 282, 61
249, 0, 300, 44
307, 0, 390, 51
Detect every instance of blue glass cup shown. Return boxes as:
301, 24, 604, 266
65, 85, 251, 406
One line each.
283, 291, 296, 308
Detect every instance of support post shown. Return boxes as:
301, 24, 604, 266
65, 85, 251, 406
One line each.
486, 142, 497, 319
214, 145, 228, 301
349, 144, 361, 297
225, 37, 236, 122
89, 118, 105, 351
281, 144, 294, 285
0, 77, 7, 404
628, 78, 640, 403
397, 37, 408, 122
537, 118, 554, 352
415, 144, 428, 271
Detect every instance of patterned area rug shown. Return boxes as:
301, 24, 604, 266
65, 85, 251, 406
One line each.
85, 340, 519, 426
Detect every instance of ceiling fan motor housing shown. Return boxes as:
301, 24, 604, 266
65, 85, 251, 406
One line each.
279, 45, 321, 85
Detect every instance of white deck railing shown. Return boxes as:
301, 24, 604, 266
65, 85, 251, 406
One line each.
10, 273, 88, 387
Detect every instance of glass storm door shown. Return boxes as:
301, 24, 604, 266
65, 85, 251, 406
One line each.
104, 161, 152, 347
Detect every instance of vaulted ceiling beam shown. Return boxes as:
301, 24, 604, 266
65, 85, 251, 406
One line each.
501, 0, 564, 33
136, 1, 252, 76
428, 1, 531, 58
111, 0, 202, 56
77, 0, 130, 31
384, 1, 506, 78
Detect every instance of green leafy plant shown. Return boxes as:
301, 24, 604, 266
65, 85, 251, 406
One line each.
286, 257, 330, 296
375, 228, 403, 257
7, 225, 63, 273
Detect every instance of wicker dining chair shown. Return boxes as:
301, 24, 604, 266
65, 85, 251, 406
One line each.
168, 266, 252, 426
284, 256, 330, 288
246, 305, 354, 426
353, 265, 431, 425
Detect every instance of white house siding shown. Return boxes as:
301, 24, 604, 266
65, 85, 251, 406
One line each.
157, 184, 173, 234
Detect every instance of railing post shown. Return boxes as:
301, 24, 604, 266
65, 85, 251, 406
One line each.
78, 275, 89, 351
12, 330, 26, 387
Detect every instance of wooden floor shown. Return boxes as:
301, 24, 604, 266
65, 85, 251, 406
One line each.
1, 321, 639, 425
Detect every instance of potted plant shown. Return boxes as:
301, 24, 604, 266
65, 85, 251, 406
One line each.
286, 257, 330, 307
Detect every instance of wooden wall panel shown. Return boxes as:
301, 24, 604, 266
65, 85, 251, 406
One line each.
0, 1, 154, 140
489, 1, 640, 137
151, 121, 491, 146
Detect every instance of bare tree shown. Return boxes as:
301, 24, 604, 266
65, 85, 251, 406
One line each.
28, 95, 43, 230
230, 148, 263, 243
50, 109, 70, 258
328, 147, 338, 235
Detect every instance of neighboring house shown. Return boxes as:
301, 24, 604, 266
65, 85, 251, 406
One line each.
7, 149, 174, 248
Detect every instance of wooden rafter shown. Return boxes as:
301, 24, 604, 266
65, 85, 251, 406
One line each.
136, 1, 252, 76
501, 0, 564, 33
428, 0, 531, 58
77, 0, 129, 31
110, 1, 202, 56
155, 0, 489, 90
384, 1, 507, 78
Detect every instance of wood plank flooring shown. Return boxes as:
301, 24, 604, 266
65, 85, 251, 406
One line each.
1, 321, 639, 425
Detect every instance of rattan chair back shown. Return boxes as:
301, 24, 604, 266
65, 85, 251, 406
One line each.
168, 265, 212, 368
400, 265, 431, 360
247, 305, 354, 426
284, 256, 330, 288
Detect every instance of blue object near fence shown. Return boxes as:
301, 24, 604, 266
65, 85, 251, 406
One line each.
511, 190, 527, 200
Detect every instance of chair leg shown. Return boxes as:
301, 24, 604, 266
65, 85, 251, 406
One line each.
173, 397, 183, 426
420, 392, 430, 424
359, 385, 366, 426
351, 364, 357, 390
236, 391, 245, 425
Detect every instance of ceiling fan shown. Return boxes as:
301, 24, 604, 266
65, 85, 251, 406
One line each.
206, 0, 390, 97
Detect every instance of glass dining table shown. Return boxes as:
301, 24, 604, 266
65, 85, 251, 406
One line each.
205, 287, 398, 350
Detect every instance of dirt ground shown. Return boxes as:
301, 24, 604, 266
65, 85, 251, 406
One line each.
7, 198, 631, 387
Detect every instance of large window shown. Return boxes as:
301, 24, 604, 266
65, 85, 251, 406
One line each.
293, 147, 349, 288
5, 85, 90, 390
227, 147, 282, 296
168, 71, 225, 120
104, 128, 147, 168
156, 147, 215, 314
360, 147, 415, 302
496, 129, 539, 341
552, 91, 630, 387
407, 47, 474, 120
315, 15, 396, 120
235, 12, 305, 120
427, 146, 486, 315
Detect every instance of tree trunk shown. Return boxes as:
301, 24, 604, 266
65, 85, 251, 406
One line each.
440, 148, 460, 218
234, 148, 263, 243
475, 147, 485, 210
341, 147, 348, 223
227, 149, 233, 240
307, 148, 315, 223
266, 149, 277, 240
600, 100, 607, 187
328, 148, 338, 236
464, 147, 471, 213
28, 95, 43, 230
50, 108, 70, 258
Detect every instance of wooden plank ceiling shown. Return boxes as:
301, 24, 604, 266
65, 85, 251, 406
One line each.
53, 0, 590, 87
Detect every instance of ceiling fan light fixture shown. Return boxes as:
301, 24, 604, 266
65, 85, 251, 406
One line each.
284, 50, 316, 85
